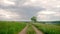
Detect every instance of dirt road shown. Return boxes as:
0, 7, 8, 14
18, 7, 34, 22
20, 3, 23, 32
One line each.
18, 24, 43, 34
32, 25, 44, 34
18, 25, 28, 34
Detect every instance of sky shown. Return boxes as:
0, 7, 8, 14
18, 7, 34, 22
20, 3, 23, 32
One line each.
0, 0, 60, 21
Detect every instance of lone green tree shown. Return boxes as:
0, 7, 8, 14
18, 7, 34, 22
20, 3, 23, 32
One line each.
31, 16, 37, 23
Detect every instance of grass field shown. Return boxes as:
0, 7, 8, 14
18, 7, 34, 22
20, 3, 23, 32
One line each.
53, 24, 60, 26
33, 23, 60, 34
0, 21, 26, 34
0, 21, 60, 34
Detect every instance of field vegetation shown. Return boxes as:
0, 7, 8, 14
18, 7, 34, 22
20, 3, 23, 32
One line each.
0, 21, 26, 34
33, 23, 60, 34
27, 24, 36, 34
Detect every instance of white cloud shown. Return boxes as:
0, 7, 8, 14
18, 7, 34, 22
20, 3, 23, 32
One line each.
0, 0, 15, 6
0, 9, 20, 19
37, 10, 56, 15
4, 0, 15, 5
23, 0, 60, 10
37, 10, 60, 21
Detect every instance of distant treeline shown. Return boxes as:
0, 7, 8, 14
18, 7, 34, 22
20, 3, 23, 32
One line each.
38, 21, 60, 24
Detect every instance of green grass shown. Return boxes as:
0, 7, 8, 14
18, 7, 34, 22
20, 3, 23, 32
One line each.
33, 23, 60, 34
27, 24, 36, 34
53, 24, 60, 26
0, 21, 26, 34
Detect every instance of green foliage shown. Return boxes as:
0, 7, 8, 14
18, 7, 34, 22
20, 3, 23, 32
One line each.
34, 23, 60, 34
31, 16, 37, 23
0, 21, 26, 34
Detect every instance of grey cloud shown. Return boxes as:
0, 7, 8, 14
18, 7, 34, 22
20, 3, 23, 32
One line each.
0, 1, 45, 20
0, 0, 60, 21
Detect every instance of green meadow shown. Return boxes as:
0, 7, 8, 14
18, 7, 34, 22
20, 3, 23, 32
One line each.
33, 23, 60, 34
0, 21, 26, 34
0, 21, 60, 34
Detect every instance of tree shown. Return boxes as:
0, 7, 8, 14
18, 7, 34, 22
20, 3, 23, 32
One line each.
31, 16, 37, 23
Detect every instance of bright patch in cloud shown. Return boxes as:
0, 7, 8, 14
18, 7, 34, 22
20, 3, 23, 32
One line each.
4, 0, 15, 5
37, 10, 56, 15
31, 0, 36, 2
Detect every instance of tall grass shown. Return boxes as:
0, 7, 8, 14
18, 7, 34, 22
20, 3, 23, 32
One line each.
0, 21, 26, 34
27, 24, 36, 34
34, 23, 60, 34
53, 24, 60, 26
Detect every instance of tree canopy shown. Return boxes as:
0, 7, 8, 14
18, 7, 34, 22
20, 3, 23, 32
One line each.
31, 16, 37, 23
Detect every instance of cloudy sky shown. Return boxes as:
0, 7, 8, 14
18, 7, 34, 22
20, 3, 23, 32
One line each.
0, 0, 60, 21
